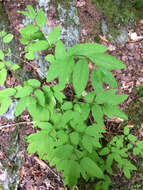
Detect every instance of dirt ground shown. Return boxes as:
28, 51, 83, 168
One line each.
0, 0, 143, 189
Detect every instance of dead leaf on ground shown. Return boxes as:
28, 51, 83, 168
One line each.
99, 35, 108, 42
139, 19, 143, 24
19, 166, 25, 180
139, 124, 143, 136
59, 187, 67, 190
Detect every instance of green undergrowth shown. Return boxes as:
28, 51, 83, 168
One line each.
0, 5, 143, 190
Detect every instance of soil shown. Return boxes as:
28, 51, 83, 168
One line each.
0, 0, 143, 189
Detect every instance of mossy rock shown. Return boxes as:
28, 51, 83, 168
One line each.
92, 0, 143, 42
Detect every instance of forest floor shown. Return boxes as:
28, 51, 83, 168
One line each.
0, 0, 143, 189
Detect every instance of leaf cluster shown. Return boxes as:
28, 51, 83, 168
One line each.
0, 5, 142, 190
0, 31, 20, 86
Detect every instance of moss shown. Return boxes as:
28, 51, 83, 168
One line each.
92, 0, 143, 26
92, 0, 143, 41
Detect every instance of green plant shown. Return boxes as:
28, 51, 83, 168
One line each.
0, 31, 19, 86
0, 5, 143, 189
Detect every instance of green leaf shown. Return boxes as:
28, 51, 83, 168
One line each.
0, 97, 11, 115
99, 67, 118, 88
69, 132, 79, 145
102, 104, 128, 120
34, 121, 52, 130
80, 103, 90, 121
15, 96, 33, 116
54, 145, 73, 159
0, 62, 4, 69
106, 154, 113, 174
84, 92, 95, 103
55, 40, 66, 60
112, 153, 122, 165
0, 50, 4, 60
24, 51, 35, 60
0, 88, 16, 97
19, 36, 30, 45
27, 79, 41, 88
127, 134, 137, 143
67, 43, 108, 57
99, 147, 110, 156
27, 5, 36, 20
124, 126, 130, 135
46, 61, 59, 82
55, 130, 68, 145
64, 160, 81, 188
3, 34, 13, 43
86, 124, 105, 134
46, 56, 74, 88
89, 54, 126, 70
91, 69, 102, 94
133, 147, 140, 155
96, 181, 102, 190
81, 135, 93, 153
0, 68, 7, 86
95, 89, 128, 105
80, 157, 104, 179
60, 110, 73, 126
27, 40, 50, 51
136, 141, 143, 149
10, 64, 20, 71
34, 89, 45, 107
73, 59, 89, 96
61, 102, 72, 110
53, 90, 65, 103
42, 86, 56, 108
92, 104, 104, 125
15, 86, 33, 98
32, 30, 46, 40
36, 9, 46, 27
45, 54, 55, 62
123, 167, 131, 179
48, 26, 61, 45
20, 24, 39, 36
122, 159, 137, 171
28, 101, 49, 121
0, 31, 6, 38
27, 130, 54, 158
56, 159, 81, 188
58, 57, 74, 88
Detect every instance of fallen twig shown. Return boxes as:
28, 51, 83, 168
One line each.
0, 121, 35, 130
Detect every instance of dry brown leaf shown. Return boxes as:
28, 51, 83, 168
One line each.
139, 124, 143, 136
59, 187, 67, 190
99, 35, 108, 42
128, 39, 143, 43
19, 166, 25, 180
128, 124, 134, 128
139, 19, 143, 24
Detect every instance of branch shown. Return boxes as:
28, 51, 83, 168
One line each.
0, 121, 35, 130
